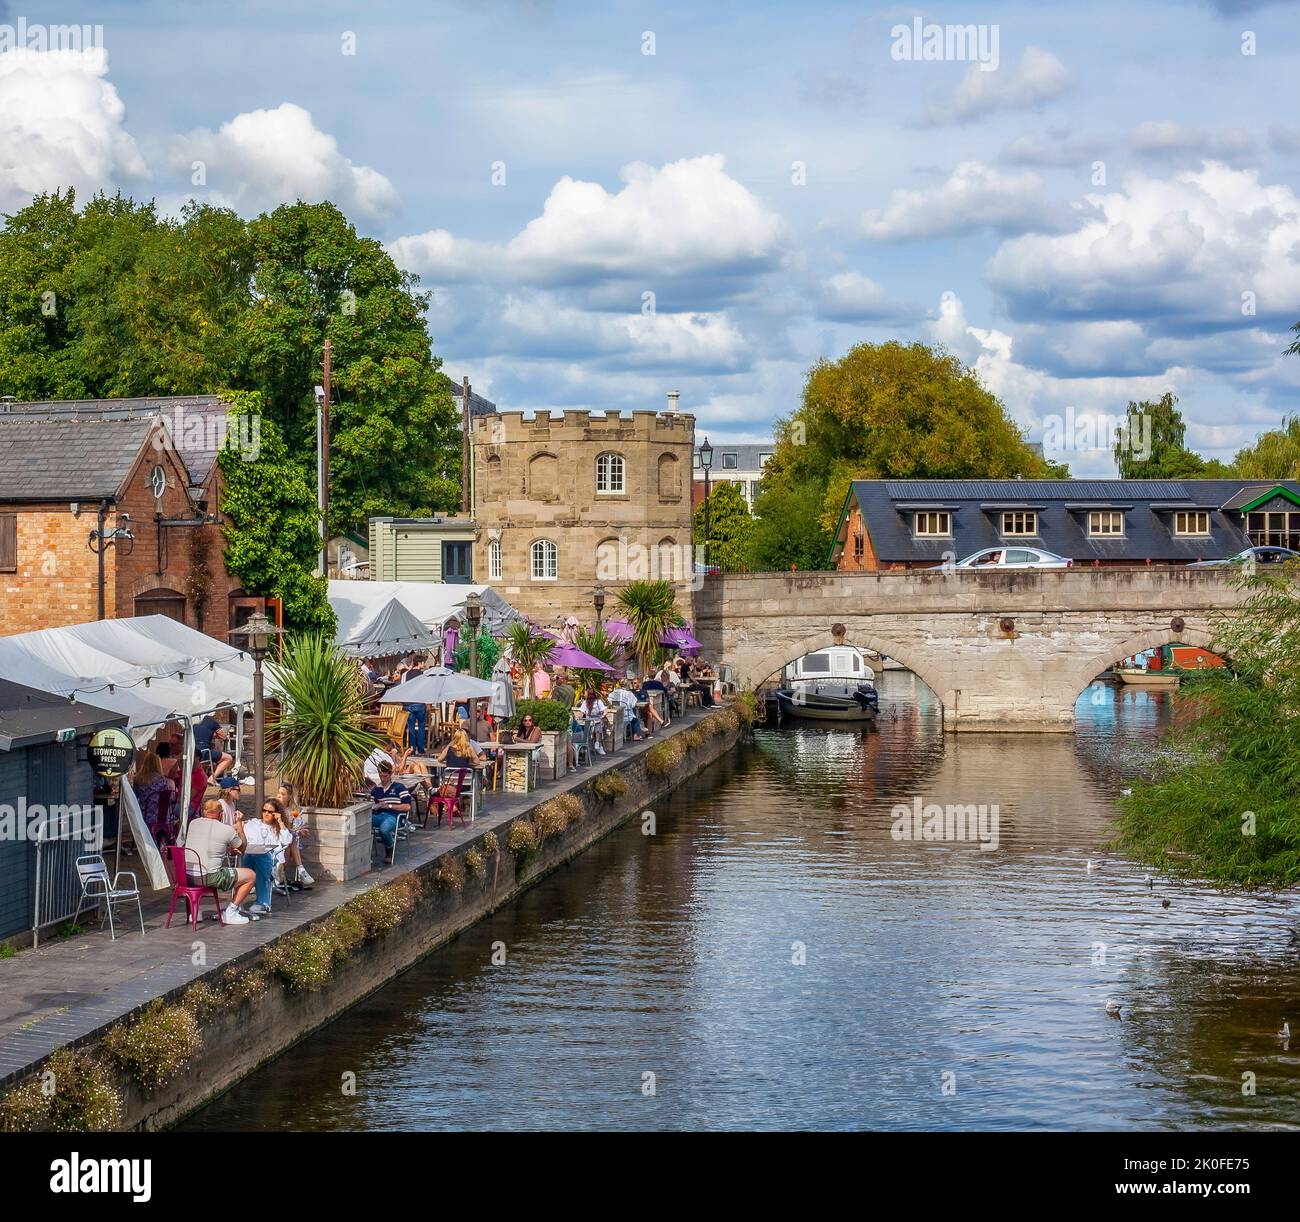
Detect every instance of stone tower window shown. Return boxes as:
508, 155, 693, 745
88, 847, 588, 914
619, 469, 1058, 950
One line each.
488, 538, 501, 580
657, 452, 681, 499
529, 452, 559, 500
596, 452, 626, 494
595, 537, 621, 580
531, 538, 558, 580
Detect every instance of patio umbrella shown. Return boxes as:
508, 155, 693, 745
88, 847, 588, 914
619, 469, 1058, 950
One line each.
380, 668, 497, 705
548, 641, 615, 671
601, 618, 633, 643
661, 624, 703, 653
490, 679, 516, 718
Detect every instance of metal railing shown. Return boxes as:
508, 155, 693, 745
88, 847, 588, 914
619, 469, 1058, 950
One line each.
32, 806, 104, 948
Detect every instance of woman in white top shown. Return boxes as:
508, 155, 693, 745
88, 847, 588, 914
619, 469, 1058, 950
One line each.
577, 690, 609, 755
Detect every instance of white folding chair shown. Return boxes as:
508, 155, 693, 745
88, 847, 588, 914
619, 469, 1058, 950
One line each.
74, 854, 144, 939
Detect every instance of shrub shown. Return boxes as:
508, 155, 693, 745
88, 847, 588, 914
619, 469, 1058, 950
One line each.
645, 739, 685, 776
535, 794, 582, 840
505, 698, 572, 734
101, 1003, 202, 1091
220, 966, 269, 1009
0, 942, 16, 959
433, 855, 466, 891
319, 909, 367, 962
0, 1049, 122, 1132
465, 847, 485, 878
733, 690, 759, 725
482, 830, 499, 855
507, 819, 539, 855
263, 931, 334, 993
179, 981, 223, 1023
346, 884, 412, 936
682, 726, 706, 751
591, 769, 628, 802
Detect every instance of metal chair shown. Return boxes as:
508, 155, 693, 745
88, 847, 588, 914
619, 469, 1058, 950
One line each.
74, 854, 144, 939
571, 721, 593, 768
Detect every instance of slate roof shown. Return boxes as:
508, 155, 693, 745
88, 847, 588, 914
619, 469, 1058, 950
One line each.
0, 417, 157, 502
693, 442, 774, 472
0, 678, 125, 751
837, 478, 1300, 565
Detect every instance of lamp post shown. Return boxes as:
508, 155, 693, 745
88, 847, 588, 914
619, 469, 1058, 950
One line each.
464, 592, 483, 677
698, 436, 714, 570
231, 611, 286, 817
88, 504, 134, 620
592, 581, 606, 627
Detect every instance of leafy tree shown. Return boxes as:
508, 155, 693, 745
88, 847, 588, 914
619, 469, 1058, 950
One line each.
758, 341, 1051, 567
1112, 392, 1233, 478
692, 481, 753, 571
1232, 415, 1300, 480
615, 580, 682, 676
217, 389, 334, 632
747, 480, 834, 571
1116, 565, 1300, 886
453, 631, 500, 680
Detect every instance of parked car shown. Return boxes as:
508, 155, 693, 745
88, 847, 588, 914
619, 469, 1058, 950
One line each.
1188, 546, 1300, 568
937, 546, 1073, 570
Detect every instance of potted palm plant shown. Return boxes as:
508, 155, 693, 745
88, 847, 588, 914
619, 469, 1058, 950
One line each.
617, 579, 682, 679
269, 632, 383, 881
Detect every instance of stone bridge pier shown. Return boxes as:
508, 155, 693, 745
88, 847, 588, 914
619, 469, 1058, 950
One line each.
692, 568, 1244, 732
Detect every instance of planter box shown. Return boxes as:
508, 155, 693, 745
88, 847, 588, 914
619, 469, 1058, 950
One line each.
301, 800, 372, 882
536, 728, 569, 782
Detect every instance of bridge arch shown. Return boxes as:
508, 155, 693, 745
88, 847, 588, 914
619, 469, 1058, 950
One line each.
1065, 623, 1219, 703
742, 626, 949, 704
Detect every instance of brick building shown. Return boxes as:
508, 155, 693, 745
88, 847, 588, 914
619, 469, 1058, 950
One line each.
0, 399, 259, 636
472, 409, 696, 623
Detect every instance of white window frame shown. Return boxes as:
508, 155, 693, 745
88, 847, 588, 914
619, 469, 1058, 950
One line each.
488, 538, 501, 581
914, 511, 951, 537
596, 452, 626, 495
1173, 510, 1211, 537
530, 539, 558, 581
1000, 511, 1037, 537
1088, 510, 1125, 537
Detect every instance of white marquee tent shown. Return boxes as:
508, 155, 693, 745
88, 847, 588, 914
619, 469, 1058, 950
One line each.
328, 580, 522, 647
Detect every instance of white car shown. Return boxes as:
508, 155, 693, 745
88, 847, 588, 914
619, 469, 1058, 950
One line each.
943, 546, 1073, 570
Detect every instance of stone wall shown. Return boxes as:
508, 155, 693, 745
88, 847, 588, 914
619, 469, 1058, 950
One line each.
696, 567, 1248, 730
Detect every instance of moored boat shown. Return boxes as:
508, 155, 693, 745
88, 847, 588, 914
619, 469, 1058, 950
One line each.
776, 646, 879, 720
1115, 667, 1179, 689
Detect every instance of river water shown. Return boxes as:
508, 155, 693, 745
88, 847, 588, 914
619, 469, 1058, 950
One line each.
184, 674, 1300, 1131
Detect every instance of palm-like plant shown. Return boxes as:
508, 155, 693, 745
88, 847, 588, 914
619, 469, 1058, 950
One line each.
616, 579, 682, 677
573, 623, 622, 692
506, 622, 555, 697
268, 632, 382, 808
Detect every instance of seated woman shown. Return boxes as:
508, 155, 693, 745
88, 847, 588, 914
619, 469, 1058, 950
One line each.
133, 750, 177, 846
434, 728, 483, 815
275, 782, 314, 890
242, 798, 293, 916
516, 712, 543, 744
577, 690, 609, 755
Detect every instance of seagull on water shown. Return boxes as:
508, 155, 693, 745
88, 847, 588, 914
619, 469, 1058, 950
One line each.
1105, 999, 1122, 1018
1279, 1021, 1291, 1044
1143, 874, 1153, 888
1087, 859, 1096, 873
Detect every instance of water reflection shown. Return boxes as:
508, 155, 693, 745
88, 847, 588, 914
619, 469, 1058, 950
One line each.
183, 673, 1300, 1132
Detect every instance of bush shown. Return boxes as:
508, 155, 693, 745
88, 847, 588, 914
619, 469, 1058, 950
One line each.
733, 690, 759, 725
507, 819, 539, 855
319, 909, 367, 962
220, 966, 269, 1010
645, 739, 686, 776
263, 931, 334, 993
179, 981, 223, 1023
482, 830, 499, 855
433, 855, 466, 891
465, 847, 485, 877
101, 1003, 202, 1091
346, 884, 412, 937
682, 726, 706, 751
536, 795, 581, 841
0, 1049, 122, 1132
591, 769, 628, 802
505, 699, 572, 734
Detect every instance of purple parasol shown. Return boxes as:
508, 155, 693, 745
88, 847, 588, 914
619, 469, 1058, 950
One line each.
548, 641, 615, 671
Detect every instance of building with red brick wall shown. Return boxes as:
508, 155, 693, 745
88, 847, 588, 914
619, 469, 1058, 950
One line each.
0, 400, 262, 637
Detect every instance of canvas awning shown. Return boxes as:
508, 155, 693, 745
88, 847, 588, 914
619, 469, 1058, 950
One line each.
339, 597, 443, 658
328, 580, 523, 641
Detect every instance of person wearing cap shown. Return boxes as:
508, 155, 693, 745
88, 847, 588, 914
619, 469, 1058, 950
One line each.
193, 714, 233, 781
369, 762, 411, 866
217, 775, 242, 826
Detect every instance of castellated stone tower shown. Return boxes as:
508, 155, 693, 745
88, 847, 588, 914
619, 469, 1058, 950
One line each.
472, 409, 696, 625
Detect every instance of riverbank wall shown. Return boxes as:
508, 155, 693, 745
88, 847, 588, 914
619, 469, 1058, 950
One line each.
0, 704, 750, 1132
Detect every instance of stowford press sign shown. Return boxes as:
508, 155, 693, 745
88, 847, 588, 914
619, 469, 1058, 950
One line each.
88, 727, 135, 777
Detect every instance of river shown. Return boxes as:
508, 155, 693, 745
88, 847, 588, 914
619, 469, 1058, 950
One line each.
183, 673, 1300, 1131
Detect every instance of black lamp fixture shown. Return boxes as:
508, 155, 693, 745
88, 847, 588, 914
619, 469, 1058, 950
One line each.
699, 436, 714, 570
231, 610, 287, 816
698, 436, 713, 472
592, 581, 607, 625
464, 591, 484, 676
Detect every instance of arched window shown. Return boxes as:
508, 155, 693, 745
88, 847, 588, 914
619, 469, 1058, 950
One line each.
483, 453, 502, 498
596, 452, 626, 494
529, 452, 559, 500
595, 536, 621, 581
657, 452, 681, 499
531, 539, 558, 580
656, 536, 682, 581
488, 538, 501, 581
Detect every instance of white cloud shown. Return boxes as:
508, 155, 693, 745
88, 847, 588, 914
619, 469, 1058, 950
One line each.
389, 154, 783, 293
171, 102, 399, 220
816, 271, 914, 322
986, 161, 1300, 330
0, 48, 146, 212
1129, 120, 1254, 163
912, 47, 1072, 127
862, 161, 1070, 240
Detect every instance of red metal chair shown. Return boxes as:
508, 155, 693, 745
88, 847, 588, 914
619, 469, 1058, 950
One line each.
429, 768, 468, 830
165, 845, 225, 929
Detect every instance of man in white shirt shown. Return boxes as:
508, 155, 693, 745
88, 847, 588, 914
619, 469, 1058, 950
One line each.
606, 683, 643, 740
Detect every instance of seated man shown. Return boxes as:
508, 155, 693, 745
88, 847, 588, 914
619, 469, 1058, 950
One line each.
181, 798, 254, 925
193, 714, 233, 781
364, 745, 396, 787
606, 682, 643, 740
369, 762, 411, 867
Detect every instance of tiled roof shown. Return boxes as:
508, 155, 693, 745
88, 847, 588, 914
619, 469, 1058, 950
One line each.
0, 417, 156, 502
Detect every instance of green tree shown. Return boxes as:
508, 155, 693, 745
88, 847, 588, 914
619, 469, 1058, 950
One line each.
747, 480, 833, 571
1112, 392, 1233, 478
1116, 565, 1300, 886
1232, 415, 1300, 480
217, 389, 334, 632
692, 481, 753, 571
615, 580, 682, 676
453, 631, 500, 680
758, 341, 1050, 567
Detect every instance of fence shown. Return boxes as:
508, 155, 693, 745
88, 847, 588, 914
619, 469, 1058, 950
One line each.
32, 805, 104, 947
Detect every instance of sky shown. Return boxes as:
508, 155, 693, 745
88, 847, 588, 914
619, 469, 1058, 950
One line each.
4, 0, 1300, 474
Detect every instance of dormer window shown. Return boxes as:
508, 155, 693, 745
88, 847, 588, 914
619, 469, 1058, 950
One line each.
1000, 511, 1037, 536
1088, 511, 1125, 537
1173, 511, 1210, 537
914, 511, 951, 537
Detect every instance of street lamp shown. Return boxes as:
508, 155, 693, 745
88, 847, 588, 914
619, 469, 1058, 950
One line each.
464, 591, 483, 677
592, 581, 606, 626
231, 610, 286, 816
88, 506, 134, 620
698, 437, 714, 570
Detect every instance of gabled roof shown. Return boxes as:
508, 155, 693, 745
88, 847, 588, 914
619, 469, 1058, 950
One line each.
0, 417, 158, 502
1220, 484, 1300, 513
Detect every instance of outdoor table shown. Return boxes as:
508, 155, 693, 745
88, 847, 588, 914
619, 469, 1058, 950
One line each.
409, 756, 489, 822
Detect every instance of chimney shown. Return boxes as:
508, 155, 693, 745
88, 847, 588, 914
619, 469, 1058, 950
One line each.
666, 390, 680, 414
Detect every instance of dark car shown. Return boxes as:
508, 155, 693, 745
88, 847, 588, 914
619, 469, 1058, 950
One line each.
1188, 546, 1300, 568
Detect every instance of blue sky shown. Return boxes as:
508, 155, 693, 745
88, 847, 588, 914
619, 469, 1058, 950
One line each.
6, 0, 1300, 472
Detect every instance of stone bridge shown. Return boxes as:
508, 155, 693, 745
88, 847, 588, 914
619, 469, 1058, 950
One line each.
692, 567, 1249, 732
